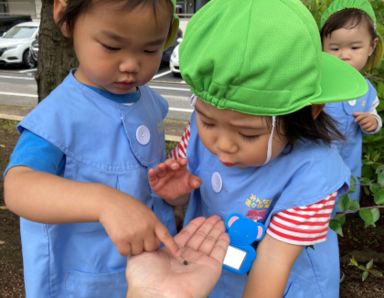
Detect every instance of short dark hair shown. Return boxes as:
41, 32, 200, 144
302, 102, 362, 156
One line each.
57, 0, 173, 36
277, 106, 344, 149
320, 8, 382, 71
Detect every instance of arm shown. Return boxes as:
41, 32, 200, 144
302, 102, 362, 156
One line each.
4, 166, 179, 256
243, 193, 337, 297
243, 234, 302, 298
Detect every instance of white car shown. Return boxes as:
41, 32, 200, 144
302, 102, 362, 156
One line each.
0, 21, 39, 68
169, 43, 180, 76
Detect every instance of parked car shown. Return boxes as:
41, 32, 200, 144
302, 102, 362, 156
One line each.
161, 28, 183, 65
169, 42, 181, 76
0, 21, 39, 68
0, 15, 32, 36
29, 35, 38, 65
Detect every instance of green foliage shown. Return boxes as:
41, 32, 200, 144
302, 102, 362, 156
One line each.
330, 214, 346, 236
349, 257, 383, 281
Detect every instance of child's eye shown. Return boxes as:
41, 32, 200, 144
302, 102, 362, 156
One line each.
100, 43, 120, 51
240, 134, 258, 142
351, 46, 361, 50
144, 49, 160, 54
330, 47, 339, 51
201, 121, 215, 128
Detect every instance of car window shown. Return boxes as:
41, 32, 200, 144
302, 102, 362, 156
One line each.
3, 26, 37, 39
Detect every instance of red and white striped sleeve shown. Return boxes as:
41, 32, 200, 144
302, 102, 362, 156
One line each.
169, 123, 191, 160
267, 192, 337, 246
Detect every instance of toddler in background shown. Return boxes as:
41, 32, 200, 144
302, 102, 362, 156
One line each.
320, 0, 383, 203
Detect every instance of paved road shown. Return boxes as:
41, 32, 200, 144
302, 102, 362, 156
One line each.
0, 64, 192, 139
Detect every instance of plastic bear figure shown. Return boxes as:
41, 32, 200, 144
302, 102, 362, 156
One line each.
223, 213, 266, 275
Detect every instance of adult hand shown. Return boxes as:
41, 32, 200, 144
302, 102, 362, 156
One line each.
126, 215, 229, 298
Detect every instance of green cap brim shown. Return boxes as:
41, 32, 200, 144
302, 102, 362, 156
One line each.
314, 52, 368, 105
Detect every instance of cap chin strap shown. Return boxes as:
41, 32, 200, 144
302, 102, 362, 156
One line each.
190, 94, 197, 107
264, 116, 276, 165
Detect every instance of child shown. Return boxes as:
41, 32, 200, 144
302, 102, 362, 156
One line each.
320, 0, 383, 203
148, 0, 369, 297
3, 0, 180, 297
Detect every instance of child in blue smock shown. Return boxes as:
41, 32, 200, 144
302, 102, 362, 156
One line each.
147, 0, 369, 297
3, 0, 180, 297
320, 0, 383, 203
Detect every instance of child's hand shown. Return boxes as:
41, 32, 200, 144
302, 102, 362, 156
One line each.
353, 112, 379, 133
99, 194, 179, 257
148, 159, 202, 205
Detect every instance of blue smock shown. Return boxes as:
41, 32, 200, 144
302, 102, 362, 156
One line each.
324, 79, 377, 201
184, 113, 350, 298
12, 72, 176, 298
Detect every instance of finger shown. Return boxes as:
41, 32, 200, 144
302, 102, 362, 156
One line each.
189, 176, 202, 189
148, 168, 159, 182
186, 215, 221, 250
130, 239, 144, 256
118, 242, 131, 256
144, 233, 160, 252
210, 233, 230, 263
164, 158, 182, 169
174, 216, 206, 247
199, 219, 226, 255
155, 224, 180, 257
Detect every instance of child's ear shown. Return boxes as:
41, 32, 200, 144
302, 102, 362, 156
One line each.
368, 37, 378, 56
53, 0, 70, 38
311, 104, 324, 119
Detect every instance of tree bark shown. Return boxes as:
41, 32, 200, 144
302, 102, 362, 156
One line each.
36, 0, 77, 102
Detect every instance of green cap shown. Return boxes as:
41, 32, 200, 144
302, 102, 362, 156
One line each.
179, 0, 368, 116
164, 0, 179, 49
320, 0, 376, 29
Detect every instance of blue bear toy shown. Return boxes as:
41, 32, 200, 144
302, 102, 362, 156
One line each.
223, 213, 266, 275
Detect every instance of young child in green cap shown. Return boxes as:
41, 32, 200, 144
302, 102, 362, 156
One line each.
320, 0, 383, 204
3, 0, 181, 297
148, 0, 368, 297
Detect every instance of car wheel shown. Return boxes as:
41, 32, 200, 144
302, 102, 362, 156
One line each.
23, 50, 36, 69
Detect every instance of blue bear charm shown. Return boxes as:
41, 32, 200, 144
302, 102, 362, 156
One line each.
223, 213, 266, 275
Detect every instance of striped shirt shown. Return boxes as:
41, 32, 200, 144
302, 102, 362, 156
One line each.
170, 123, 336, 246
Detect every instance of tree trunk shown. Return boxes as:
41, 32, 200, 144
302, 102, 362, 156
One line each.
36, 0, 77, 102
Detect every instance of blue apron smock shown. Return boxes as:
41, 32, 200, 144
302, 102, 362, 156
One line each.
17, 72, 176, 297
184, 113, 350, 298
324, 79, 377, 201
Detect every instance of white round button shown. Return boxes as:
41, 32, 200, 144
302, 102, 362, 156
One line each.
348, 100, 357, 106
211, 172, 222, 193
136, 125, 150, 145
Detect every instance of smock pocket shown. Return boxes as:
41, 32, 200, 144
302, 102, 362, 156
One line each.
65, 269, 126, 298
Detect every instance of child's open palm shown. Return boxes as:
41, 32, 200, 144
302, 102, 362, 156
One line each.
148, 158, 202, 205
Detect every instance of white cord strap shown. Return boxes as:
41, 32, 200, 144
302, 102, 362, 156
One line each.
264, 116, 276, 165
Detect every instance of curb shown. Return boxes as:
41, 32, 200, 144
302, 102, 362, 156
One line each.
0, 113, 181, 142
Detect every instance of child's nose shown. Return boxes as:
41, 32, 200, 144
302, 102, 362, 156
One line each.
119, 57, 140, 73
339, 49, 351, 61
216, 135, 238, 153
